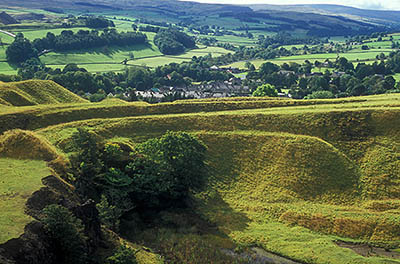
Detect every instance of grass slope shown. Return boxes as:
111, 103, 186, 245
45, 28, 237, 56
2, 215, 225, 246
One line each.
0, 158, 50, 244
0, 80, 87, 106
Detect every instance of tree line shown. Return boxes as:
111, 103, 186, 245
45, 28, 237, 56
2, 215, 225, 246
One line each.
6, 30, 147, 64
32, 29, 147, 52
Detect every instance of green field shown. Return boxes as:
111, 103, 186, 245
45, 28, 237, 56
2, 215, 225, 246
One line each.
227, 49, 394, 69
42, 46, 232, 71
12, 27, 92, 40
0, 158, 50, 243
0, 62, 17, 75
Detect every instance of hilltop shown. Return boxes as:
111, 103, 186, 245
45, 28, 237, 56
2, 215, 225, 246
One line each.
0, 80, 87, 106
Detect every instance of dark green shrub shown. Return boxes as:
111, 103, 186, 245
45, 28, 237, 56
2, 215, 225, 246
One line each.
42, 204, 87, 264
106, 245, 137, 264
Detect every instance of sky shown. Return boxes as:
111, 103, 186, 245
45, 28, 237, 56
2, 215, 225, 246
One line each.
180, 0, 400, 10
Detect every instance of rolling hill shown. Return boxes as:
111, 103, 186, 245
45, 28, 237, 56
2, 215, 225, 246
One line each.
0, 0, 394, 36
248, 4, 400, 28
0, 78, 399, 263
0, 80, 87, 106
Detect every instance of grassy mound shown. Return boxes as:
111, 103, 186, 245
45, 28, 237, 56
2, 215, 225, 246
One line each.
0, 129, 59, 161
0, 80, 87, 106
198, 131, 358, 200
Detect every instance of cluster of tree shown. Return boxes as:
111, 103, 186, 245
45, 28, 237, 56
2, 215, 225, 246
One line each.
246, 53, 400, 99
154, 28, 196, 55
83, 16, 115, 28
197, 37, 218, 47
290, 72, 396, 99
138, 25, 160, 33
14, 56, 233, 98
41, 204, 138, 264
6, 33, 38, 64
32, 29, 147, 52
137, 19, 169, 27
71, 129, 207, 232
123, 62, 232, 91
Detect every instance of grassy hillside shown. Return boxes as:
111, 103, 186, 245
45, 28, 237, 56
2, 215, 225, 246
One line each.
0, 158, 50, 244
0, 129, 59, 244
0, 80, 87, 106
0, 93, 400, 263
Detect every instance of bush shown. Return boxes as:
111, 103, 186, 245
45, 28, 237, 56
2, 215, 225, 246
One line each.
305, 90, 335, 99
90, 92, 107, 102
42, 204, 87, 264
252, 84, 278, 97
96, 195, 122, 232
107, 245, 137, 264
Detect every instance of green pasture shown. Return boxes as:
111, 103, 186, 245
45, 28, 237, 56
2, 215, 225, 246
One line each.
43, 46, 231, 71
12, 27, 91, 40
41, 42, 161, 63
0, 62, 17, 75
194, 33, 256, 46
0, 49, 7, 61
328, 36, 348, 42
227, 50, 394, 69
0, 158, 50, 244
0, 33, 14, 45
0, 7, 62, 17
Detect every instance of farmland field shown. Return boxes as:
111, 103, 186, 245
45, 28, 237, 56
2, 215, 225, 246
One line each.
42, 46, 232, 71
227, 49, 395, 69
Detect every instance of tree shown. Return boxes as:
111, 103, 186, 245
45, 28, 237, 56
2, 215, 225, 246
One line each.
245, 61, 255, 71
42, 205, 87, 264
259, 62, 279, 76
70, 128, 102, 196
96, 195, 122, 232
6, 33, 38, 64
252, 84, 278, 97
129, 131, 207, 208
107, 245, 137, 264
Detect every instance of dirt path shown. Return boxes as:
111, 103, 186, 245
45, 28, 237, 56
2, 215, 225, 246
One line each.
336, 241, 400, 261
222, 247, 303, 264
